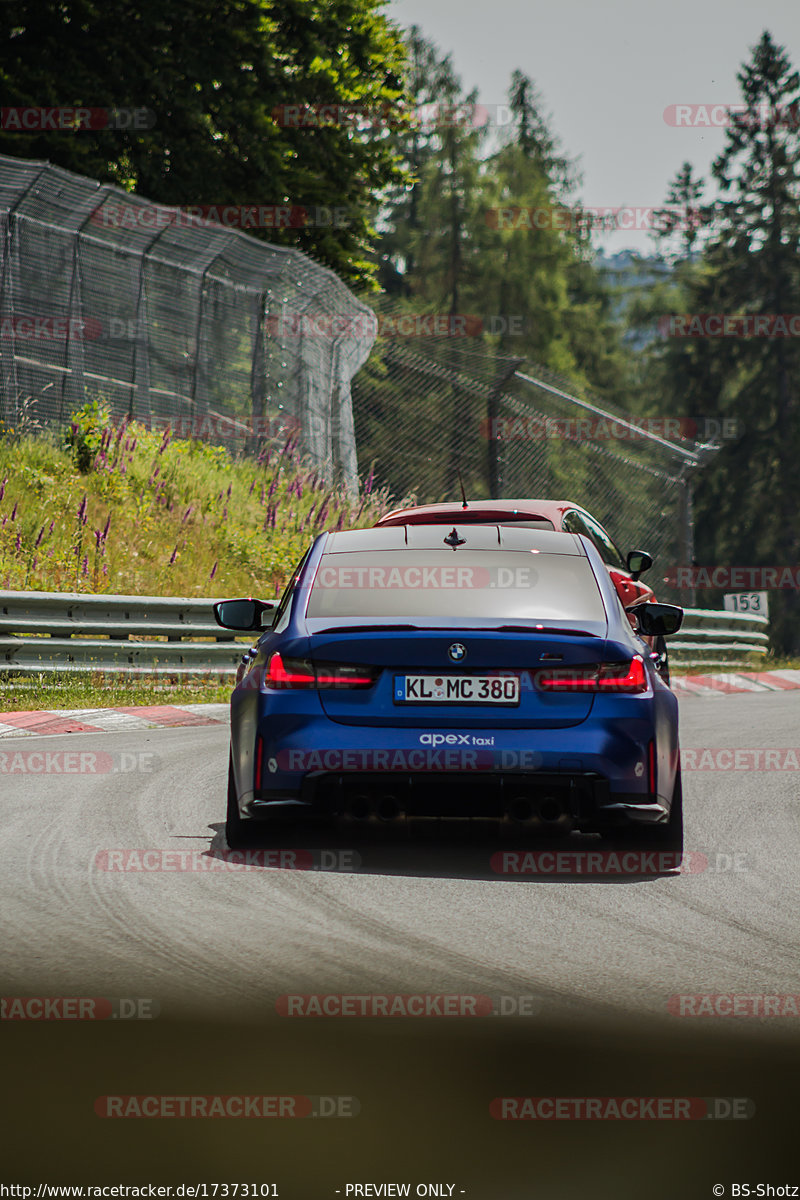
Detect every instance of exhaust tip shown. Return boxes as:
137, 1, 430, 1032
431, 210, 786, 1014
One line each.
508, 797, 534, 823
376, 796, 401, 821
538, 797, 563, 823
346, 795, 372, 821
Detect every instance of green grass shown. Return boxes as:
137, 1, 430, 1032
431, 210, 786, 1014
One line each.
0, 405, 409, 711
0, 403, 401, 598
670, 655, 800, 676
0, 671, 234, 713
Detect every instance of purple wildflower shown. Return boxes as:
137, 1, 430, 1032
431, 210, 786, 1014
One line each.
34, 524, 46, 548
10, 501, 18, 521
169, 544, 178, 565
209, 560, 218, 581
81, 554, 89, 576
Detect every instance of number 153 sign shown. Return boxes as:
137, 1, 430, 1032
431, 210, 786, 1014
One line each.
723, 591, 769, 616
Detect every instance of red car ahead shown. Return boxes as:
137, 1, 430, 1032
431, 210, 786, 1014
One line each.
375, 498, 670, 682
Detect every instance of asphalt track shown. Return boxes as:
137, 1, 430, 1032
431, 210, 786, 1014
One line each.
3, 692, 800, 1196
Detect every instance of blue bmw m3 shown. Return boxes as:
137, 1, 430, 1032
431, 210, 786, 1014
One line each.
214, 524, 684, 853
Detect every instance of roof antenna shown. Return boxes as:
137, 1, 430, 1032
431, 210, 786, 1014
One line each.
457, 469, 469, 510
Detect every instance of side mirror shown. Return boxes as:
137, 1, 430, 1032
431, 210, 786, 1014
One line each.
632, 602, 684, 637
213, 598, 275, 632
626, 549, 653, 581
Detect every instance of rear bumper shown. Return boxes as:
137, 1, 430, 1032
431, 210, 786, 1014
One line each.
232, 702, 677, 831
244, 772, 668, 831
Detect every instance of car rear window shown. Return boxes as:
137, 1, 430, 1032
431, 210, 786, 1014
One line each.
306, 550, 606, 622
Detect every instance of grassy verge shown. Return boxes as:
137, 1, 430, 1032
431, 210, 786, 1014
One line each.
0, 405, 408, 711
670, 656, 800, 675
0, 671, 234, 713
0, 402, 399, 597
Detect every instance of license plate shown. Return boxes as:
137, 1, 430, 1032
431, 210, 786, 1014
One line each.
394, 674, 520, 705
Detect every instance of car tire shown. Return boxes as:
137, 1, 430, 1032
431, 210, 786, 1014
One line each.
617, 769, 683, 859
650, 767, 683, 853
654, 635, 670, 686
225, 755, 261, 849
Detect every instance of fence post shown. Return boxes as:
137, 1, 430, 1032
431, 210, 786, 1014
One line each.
487, 357, 524, 498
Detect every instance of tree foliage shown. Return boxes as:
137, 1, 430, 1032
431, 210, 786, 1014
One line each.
637, 31, 800, 650
0, 0, 410, 287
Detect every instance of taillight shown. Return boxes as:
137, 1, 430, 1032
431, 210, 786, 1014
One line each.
263, 652, 376, 690
596, 657, 648, 692
537, 655, 648, 694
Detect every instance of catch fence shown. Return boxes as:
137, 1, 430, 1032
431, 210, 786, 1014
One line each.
0, 154, 374, 487
351, 332, 717, 603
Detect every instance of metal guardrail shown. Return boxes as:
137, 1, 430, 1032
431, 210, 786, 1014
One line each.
669, 608, 770, 668
0, 590, 274, 677
0, 591, 770, 677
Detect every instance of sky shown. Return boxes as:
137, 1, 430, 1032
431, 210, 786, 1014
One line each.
385, 0, 800, 255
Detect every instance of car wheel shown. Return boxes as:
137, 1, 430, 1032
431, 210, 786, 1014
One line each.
654, 635, 670, 686
225, 755, 261, 849
649, 767, 683, 853
617, 769, 683, 859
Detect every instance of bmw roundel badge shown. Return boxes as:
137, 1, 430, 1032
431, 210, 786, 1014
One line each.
448, 642, 467, 663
